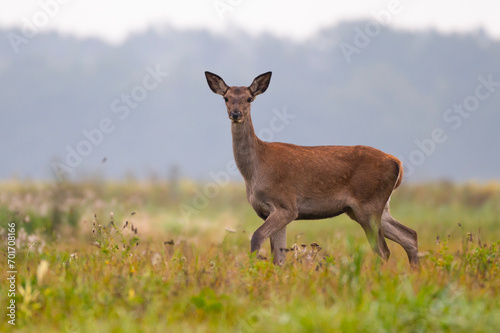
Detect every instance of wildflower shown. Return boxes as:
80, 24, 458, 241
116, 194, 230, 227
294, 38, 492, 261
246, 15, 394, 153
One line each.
225, 226, 236, 233
151, 253, 162, 266
37, 260, 49, 284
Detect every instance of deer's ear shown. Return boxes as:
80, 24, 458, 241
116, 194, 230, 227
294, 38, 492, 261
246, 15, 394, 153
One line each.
205, 71, 229, 96
248, 72, 272, 96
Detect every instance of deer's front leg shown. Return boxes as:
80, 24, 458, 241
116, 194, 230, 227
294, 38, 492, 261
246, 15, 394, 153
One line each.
251, 207, 296, 263
270, 227, 287, 265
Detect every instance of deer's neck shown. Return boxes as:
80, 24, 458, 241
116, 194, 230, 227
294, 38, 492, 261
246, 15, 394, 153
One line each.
231, 115, 261, 181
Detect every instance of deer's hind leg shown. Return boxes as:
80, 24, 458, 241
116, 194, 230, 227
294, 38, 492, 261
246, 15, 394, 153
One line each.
381, 201, 419, 266
346, 206, 390, 261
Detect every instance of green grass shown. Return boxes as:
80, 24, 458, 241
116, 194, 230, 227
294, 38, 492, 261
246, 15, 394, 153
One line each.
1, 180, 500, 332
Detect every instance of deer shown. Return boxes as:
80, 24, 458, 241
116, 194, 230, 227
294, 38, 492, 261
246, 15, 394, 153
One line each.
205, 71, 420, 267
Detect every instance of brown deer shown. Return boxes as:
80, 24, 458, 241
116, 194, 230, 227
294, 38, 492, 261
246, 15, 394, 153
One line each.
205, 71, 419, 267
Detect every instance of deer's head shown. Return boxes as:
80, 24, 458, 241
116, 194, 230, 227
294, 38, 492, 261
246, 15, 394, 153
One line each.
205, 71, 272, 123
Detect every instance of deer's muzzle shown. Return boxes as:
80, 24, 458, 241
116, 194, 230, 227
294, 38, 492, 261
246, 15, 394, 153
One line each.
229, 110, 242, 121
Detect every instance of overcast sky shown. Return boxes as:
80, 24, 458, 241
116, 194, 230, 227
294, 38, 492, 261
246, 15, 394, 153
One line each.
0, 1, 499, 43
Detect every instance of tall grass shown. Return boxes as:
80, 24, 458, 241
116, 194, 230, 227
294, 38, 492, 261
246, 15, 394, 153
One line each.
1, 180, 499, 332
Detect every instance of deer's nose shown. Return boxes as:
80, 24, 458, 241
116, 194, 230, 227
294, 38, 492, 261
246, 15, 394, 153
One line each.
229, 110, 242, 121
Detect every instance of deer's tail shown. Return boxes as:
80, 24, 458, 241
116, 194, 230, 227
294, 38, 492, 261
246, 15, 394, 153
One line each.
393, 158, 404, 190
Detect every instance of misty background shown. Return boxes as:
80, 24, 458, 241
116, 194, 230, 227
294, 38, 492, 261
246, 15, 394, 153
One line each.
1, 22, 499, 182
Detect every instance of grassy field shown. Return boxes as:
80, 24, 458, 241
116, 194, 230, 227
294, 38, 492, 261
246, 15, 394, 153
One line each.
1, 179, 500, 332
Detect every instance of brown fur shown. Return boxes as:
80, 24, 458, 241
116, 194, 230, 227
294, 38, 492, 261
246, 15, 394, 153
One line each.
205, 71, 419, 266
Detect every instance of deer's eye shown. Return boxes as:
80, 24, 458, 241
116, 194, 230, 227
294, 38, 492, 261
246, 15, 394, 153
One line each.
247, 97, 253, 103
224, 97, 228, 102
